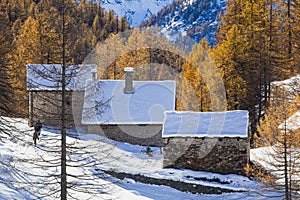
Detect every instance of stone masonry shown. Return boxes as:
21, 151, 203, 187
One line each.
163, 137, 250, 175
28, 90, 85, 127
29, 91, 74, 127
86, 124, 163, 146
28, 89, 163, 147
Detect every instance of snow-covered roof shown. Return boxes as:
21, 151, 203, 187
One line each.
271, 74, 300, 97
278, 111, 300, 131
162, 110, 249, 138
26, 64, 96, 91
82, 80, 176, 124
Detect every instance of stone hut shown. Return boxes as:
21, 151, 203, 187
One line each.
26, 64, 96, 127
81, 68, 176, 146
162, 110, 250, 175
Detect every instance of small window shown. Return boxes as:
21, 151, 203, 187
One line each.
240, 149, 247, 154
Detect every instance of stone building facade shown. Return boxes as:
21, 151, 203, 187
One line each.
27, 65, 251, 176
162, 110, 250, 175
28, 90, 86, 127
27, 64, 93, 127
28, 90, 74, 127
27, 65, 173, 147
163, 137, 249, 175
86, 124, 163, 146
81, 68, 176, 146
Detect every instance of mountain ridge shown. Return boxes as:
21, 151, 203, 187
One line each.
100, 0, 175, 27
141, 0, 227, 46
100, 0, 227, 45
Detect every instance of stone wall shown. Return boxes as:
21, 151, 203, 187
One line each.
28, 90, 163, 146
28, 90, 85, 127
86, 124, 163, 146
163, 137, 250, 175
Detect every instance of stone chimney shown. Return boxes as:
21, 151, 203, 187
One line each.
124, 67, 134, 94
91, 68, 97, 80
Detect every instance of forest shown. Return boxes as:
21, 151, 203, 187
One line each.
0, 0, 300, 198
0, 0, 300, 140
0, 0, 130, 117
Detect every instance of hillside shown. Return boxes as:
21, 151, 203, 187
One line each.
141, 0, 227, 45
99, 0, 227, 45
0, 117, 281, 199
250, 75, 300, 199
100, 0, 174, 26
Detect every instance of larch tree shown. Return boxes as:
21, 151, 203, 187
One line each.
4, 0, 131, 117
211, 0, 292, 143
1, 0, 130, 198
211, 24, 247, 111
181, 40, 213, 112
9, 16, 43, 117
257, 89, 300, 199
0, 6, 17, 138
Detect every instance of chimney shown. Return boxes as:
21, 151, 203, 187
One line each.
124, 67, 134, 94
91, 68, 97, 80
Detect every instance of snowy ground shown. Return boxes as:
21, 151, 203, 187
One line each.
0, 117, 283, 199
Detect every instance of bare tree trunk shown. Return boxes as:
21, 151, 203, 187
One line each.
288, 0, 293, 74
61, 0, 67, 199
284, 119, 289, 200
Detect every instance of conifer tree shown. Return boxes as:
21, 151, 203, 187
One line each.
0, 0, 130, 198
181, 40, 212, 111
257, 90, 300, 199
211, 24, 247, 110
9, 16, 42, 116
3, 0, 130, 116
212, 0, 290, 141
0, 8, 13, 117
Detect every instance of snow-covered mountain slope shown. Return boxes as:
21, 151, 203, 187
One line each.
100, 0, 175, 27
141, 0, 227, 46
99, 0, 227, 45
